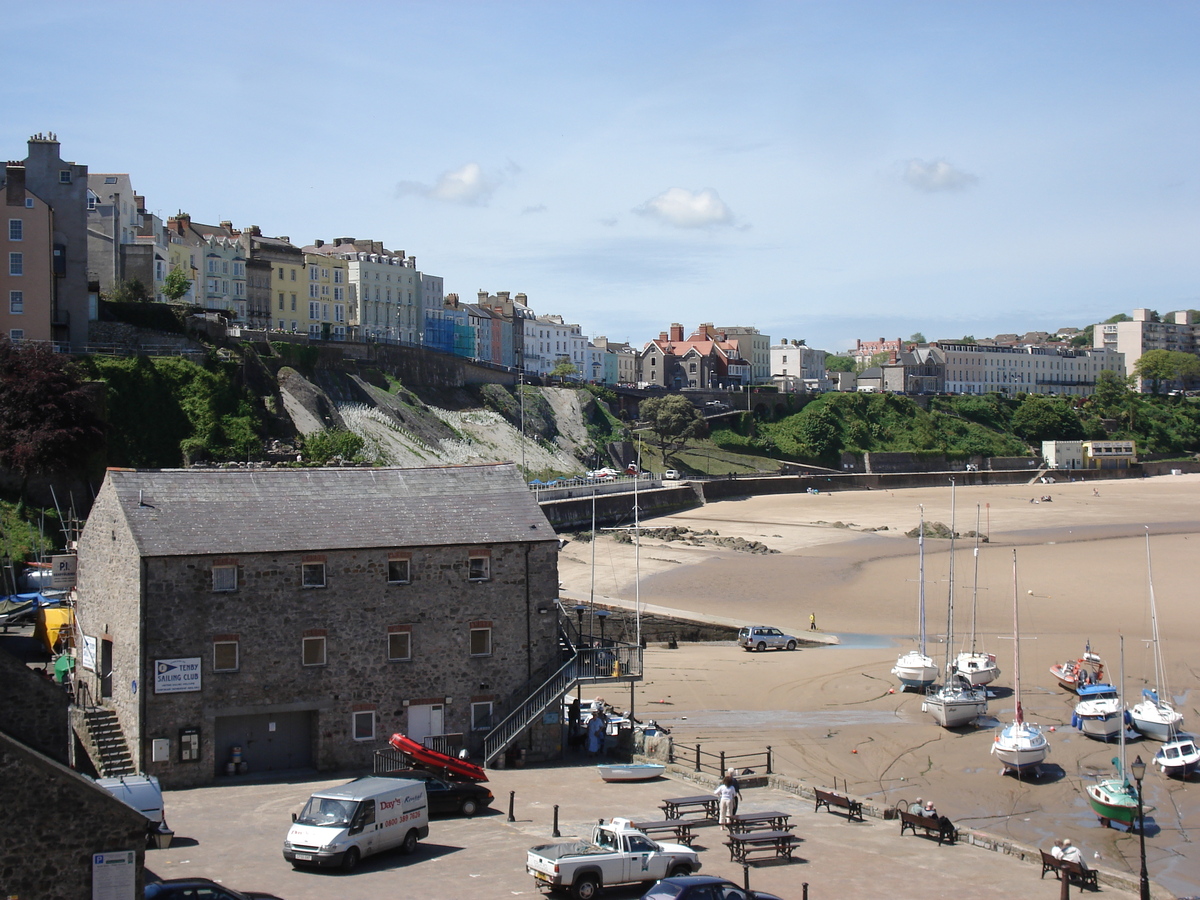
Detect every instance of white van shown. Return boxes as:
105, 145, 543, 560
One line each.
283, 776, 429, 872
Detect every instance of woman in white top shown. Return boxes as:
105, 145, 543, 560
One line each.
714, 775, 741, 826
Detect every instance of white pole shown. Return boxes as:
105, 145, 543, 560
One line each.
634, 438, 642, 650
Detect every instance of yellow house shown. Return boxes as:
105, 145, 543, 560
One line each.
301, 248, 349, 339
1082, 440, 1136, 469
269, 247, 305, 334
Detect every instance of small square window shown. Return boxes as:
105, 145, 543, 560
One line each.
212, 565, 237, 592
8, 253, 22, 276
469, 627, 492, 657
9, 329, 23, 341
24, 199, 33, 209
387, 559, 411, 584
302, 636, 326, 666
213, 640, 239, 672
353, 710, 376, 741
302, 562, 326, 588
468, 557, 490, 582
59, 170, 72, 184
388, 631, 411, 661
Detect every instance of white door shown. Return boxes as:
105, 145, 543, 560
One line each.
407, 704, 444, 745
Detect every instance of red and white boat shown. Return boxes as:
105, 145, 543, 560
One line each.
1050, 643, 1105, 693
388, 733, 488, 782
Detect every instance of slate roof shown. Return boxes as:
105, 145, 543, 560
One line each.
101, 464, 554, 558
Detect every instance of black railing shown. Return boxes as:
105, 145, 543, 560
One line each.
669, 742, 773, 777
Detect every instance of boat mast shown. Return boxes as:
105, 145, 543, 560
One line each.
1012, 549, 1023, 726
1144, 527, 1168, 705
969, 505, 981, 654
918, 505, 926, 656
943, 479, 957, 676
634, 440, 642, 650
1118, 633, 1127, 781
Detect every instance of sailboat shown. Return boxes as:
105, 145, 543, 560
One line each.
892, 505, 938, 691
991, 550, 1049, 776
923, 484, 987, 727
1129, 529, 1184, 742
1086, 636, 1154, 829
954, 505, 1000, 686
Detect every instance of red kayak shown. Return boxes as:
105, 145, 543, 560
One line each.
388, 733, 488, 782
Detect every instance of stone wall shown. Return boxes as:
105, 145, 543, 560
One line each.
0, 646, 71, 763
77, 526, 560, 788
0, 732, 148, 900
87, 320, 204, 352
539, 485, 700, 530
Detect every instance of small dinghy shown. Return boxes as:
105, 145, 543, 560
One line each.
597, 763, 665, 782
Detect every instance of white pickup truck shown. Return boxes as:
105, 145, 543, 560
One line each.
527, 818, 700, 900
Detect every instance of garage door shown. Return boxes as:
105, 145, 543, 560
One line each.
214, 711, 313, 777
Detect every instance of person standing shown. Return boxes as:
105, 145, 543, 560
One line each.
809, 613, 817, 631
714, 775, 741, 826
585, 711, 606, 757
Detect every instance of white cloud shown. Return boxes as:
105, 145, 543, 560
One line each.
634, 187, 734, 228
903, 159, 979, 193
397, 162, 499, 205
521, 204, 547, 215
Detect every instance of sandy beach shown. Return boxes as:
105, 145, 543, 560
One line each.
558, 474, 1200, 896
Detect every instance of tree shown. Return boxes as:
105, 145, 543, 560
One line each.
163, 266, 192, 302
909, 332, 926, 343
104, 278, 150, 303
550, 357, 580, 381
825, 356, 854, 373
1091, 369, 1132, 412
1010, 395, 1085, 444
0, 340, 104, 489
638, 394, 706, 459
1132, 349, 1194, 394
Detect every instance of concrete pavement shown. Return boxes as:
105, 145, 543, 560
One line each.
148, 759, 1147, 900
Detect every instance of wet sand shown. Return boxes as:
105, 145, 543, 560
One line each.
558, 475, 1200, 896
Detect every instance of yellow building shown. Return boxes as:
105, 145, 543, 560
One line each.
1082, 440, 1136, 469
268, 244, 305, 333
301, 247, 349, 339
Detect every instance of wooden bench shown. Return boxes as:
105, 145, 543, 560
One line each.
728, 811, 791, 833
1040, 850, 1099, 890
660, 795, 719, 822
814, 789, 864, 823
629, 819, 695, 846
723, 829, 798, 864
898, 810, 956, 845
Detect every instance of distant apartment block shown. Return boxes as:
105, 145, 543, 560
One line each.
1093, 308, 1199, 391
853, 337, 903, 368
1, 134, 90, 346
936, 342, 1124, 397
770, 342, 829, 392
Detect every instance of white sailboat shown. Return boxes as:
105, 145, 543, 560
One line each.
954, 506, 1000, 686
1129, 529, 1184, 742
923, 484, 987, 727
991, 550, 1049, 776
892, 505, 938, 691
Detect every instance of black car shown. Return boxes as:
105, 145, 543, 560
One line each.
145, 878, 285, 899
387, 767, 494, 816
641, 875, 785, 900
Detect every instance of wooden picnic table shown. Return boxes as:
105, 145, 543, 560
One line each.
724, 829, 798, 863
629, 819, 696, 846
660, 795, 719, 821
727, 811, 792, 833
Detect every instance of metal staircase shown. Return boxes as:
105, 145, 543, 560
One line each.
83, 707, 136, 776
483, 643, 642, 767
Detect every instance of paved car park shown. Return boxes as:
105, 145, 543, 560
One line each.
148, 762, 1143, 900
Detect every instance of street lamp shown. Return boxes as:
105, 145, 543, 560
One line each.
573, 605, 587, 647
1130, 754, 1149, 900
595, 609, 609, 646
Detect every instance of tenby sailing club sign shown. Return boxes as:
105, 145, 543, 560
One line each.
154, 657, 202, 693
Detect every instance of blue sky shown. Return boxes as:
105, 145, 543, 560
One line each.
4, 1, 1197, 353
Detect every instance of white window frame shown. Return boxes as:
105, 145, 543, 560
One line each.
212, 564, 237, 592
213, 640, 239, 672
468, 556, 490, 582
387, 559, 411, 584
8, 253, 22, 276
387, 631, 411, 661
301, 562, 326, 588
9, 291, 23, 315
469, 627, 492, 657
8, 219, 22, 241
59, 169, 72, 184
353, 709, 376, 741
9, 329, 23, 341
302, 635, 327, 666
471, 701, 494, 732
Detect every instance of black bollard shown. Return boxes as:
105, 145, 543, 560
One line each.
553, 804, 561, 838
507, 790, 515, 823
802, 883, 809, 900
742, 864, 750, 891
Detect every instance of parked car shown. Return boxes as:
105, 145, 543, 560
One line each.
642, 875, 784, 900
385, 768, 493, 816
737, 625, 799, 652
663, 470, 681, 480
146, 878, 285, 899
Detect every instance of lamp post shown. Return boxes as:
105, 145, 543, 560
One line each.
595, 609, 609, 646
573, 605, 587, 647
1131, 754, 1149, 900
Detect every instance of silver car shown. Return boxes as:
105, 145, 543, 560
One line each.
737, 626, 799, 652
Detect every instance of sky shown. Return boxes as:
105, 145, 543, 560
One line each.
3, 1, 1198, 354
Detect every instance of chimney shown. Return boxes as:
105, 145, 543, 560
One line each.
497, 291, 510, 301
278, 236, 289, 243
669, 323, 684, 342
515, 293, 527, 304
314, 239, 324, 248
659, 331, 669, 342
478, 290, 489, 302
6, 163, 25, 207
336, 237, 355, 246
248, 225, 261, 236
372, 241, 382, 254
220, 220, 233, 232
408, 255, 416, 268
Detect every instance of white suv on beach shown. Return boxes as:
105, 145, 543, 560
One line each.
737, 626, 799, 652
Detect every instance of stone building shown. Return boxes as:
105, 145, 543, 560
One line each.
73, 463, 560, 789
